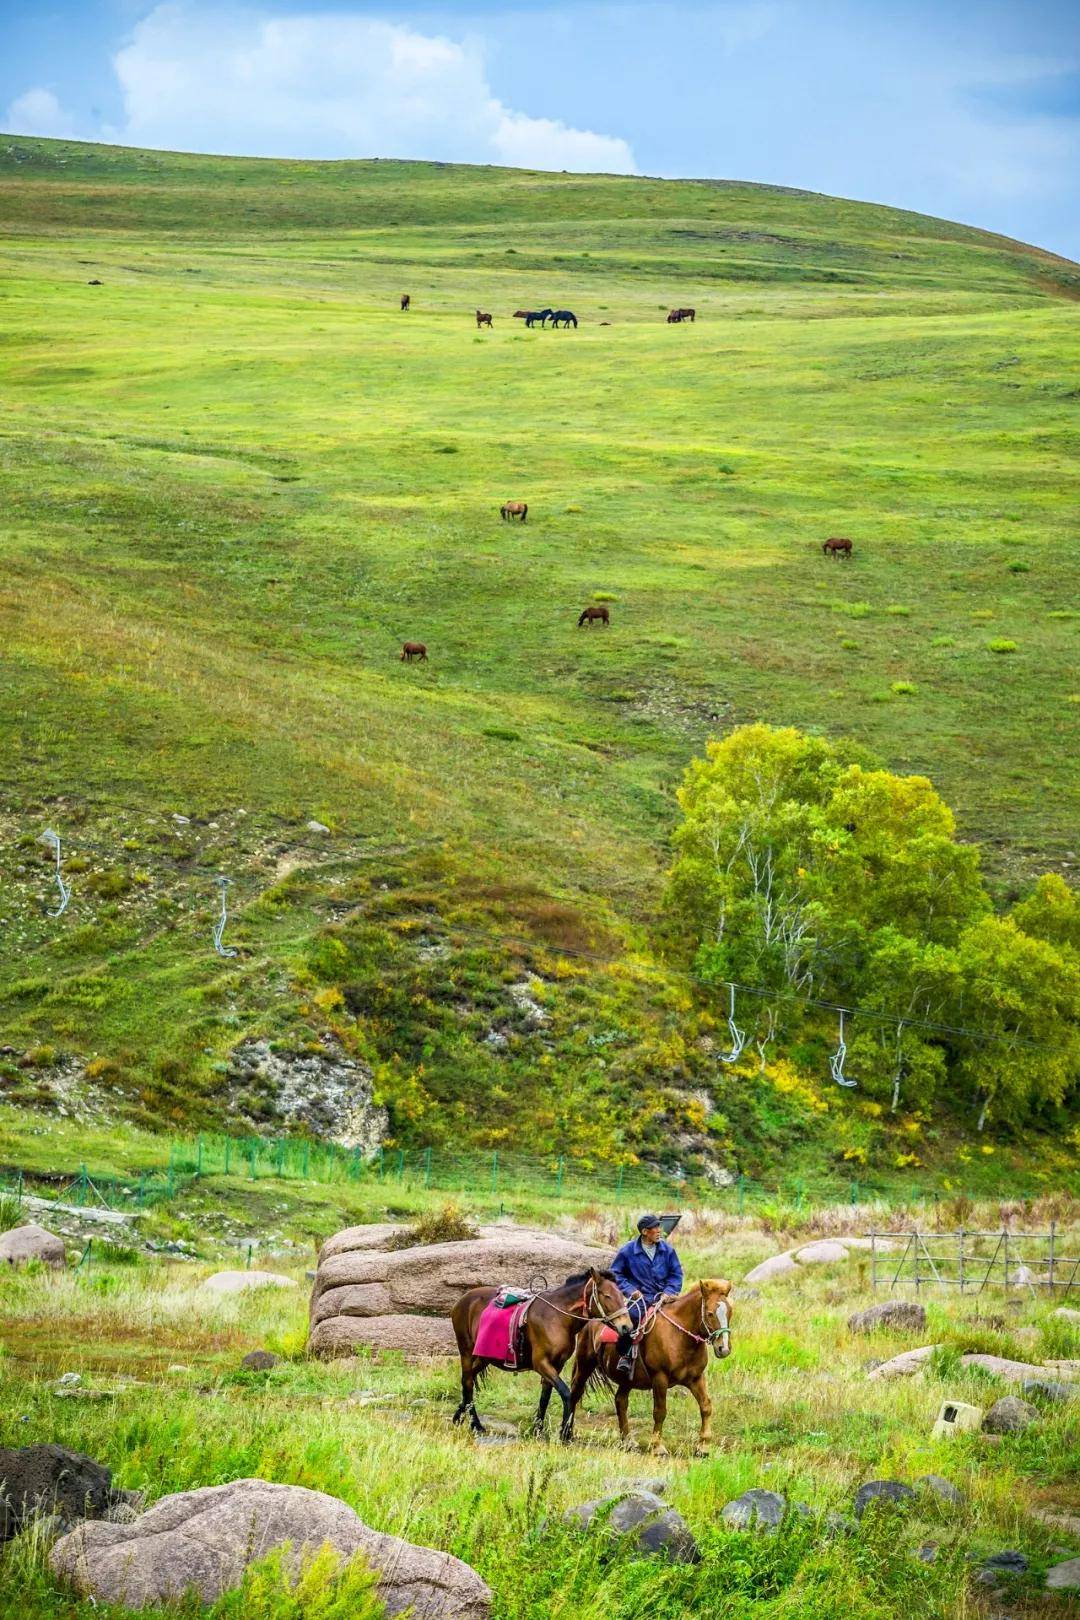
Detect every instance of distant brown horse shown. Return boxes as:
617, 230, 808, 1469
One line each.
400, 641, 427, 661
578, 604, 609, 627
400, 294, 411, 311
568, 1279, 734, 1455
668, 307, 696, 323
476, 310, 493, 329
501, 501, 528, 522
452, 1269, 632, 1441
822, 536, 853, 558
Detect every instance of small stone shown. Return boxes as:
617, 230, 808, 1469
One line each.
1047, 1556, 1080, 1591
1053, 1308, 1080, 1324
565, 1492, 698, 1563
166, 1365, 189, 1374
848, 1301, 927, 1335
171, 814, 190, 825
721, 1489, 787, 1531
240, 1351, 280, 1371
976, 1549, 1027, 1584
55, 1373, 82, 1388
982, 1397, 1038, 1434
916, 1474, 964, 1506
853, 1480, 917, 1519
306, 821, 330, 834
917, 1542, 939, 1563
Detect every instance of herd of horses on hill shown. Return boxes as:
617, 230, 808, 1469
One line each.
451, 1267, 734, 1455
398, 296, 694, 328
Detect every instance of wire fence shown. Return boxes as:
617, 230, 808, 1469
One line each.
4, 1134, 1078, 1222
871, 1227, 1080, 1296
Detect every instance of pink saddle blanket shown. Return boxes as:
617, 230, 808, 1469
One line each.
474, 1294, 531, 1367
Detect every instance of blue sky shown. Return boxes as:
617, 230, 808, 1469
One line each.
3, 0, 1079, 258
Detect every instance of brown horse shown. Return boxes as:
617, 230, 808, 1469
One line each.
823, 536, 853, 558
452, 1269, 632, 1442
501, 501, 528, 522
578, 604, 609, 627
400, 641, 427, 661
568, 1279, 733, 1456
476, 310, 493, 329
400, 294, 410, 311
668, 307, 696, 323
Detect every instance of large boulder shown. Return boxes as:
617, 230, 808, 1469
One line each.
309, 1315, 457, 1359
743, 1253, 798, 1285
794, 1240, 850, 1265
853, 1481, 917, 1519
0, 1445, 132, 1540
308, 1226, 612, 1358
848, 1301, 927, 1335
0, 1222, 66, 1269
867, 1345, 941, 1381
960, 1353, 1058, 1383
1047, 1557, 1080, 1591
49, 1477, 491, 1618
201, 1271, 297, 1295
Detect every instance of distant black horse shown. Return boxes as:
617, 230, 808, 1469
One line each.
524, 308, 554, 328
550, 310, 578, 328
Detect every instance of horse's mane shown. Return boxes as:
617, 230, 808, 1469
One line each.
562, 1269, 618, 1286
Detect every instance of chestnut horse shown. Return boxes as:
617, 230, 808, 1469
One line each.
400, 294, 410, 311
501, 501, 528, 522
568, 1279, 734, 1455
578, 604, 609, 627
452, 1269, 632, 1441
823, 536, 853, 558
476, 310, 493, 329
400, 641, 427, 661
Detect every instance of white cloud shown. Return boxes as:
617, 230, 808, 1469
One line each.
5, 88, 78, 139
95, 4, 636, 173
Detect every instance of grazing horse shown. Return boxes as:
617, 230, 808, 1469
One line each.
578, 604, 609, 627
400, 641, 427, 661
525, 309, 553, 328
667, 310, 683, 323
452, 1269, 632, 1441
476, 310, 493, 329
822, 536, 853, 559
550, 310, 578, 328
568, 1279, 734, 1455
667, 307, 696, 323
400, 294, 411, 311
501, 501, 528, 522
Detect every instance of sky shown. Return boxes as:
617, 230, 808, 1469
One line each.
3, 0, 1079, 258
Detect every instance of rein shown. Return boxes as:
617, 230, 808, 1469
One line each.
536, 1278, 628, 1327
655, 1289, 732, 1350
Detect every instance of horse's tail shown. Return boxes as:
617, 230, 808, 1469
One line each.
520, 503, 527, 521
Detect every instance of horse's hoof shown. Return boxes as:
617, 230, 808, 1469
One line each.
649, 1444, 670, 1459
693, 1447, 710, 1459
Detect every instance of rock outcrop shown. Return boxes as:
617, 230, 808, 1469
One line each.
308, 1225, 612, 1359
49, 1477, 492, 1618
0, 1444, 136, 1540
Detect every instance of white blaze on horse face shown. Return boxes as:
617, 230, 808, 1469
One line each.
710, 1295, 732, 1358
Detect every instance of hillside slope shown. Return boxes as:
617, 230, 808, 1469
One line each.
0, 137, 1076, 1178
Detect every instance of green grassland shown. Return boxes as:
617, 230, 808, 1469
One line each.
0, 136, 1077, 1170
1, 1203, 1078, 1620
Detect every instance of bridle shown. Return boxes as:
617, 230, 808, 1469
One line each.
655, 1289, 732, 1354
538, 1276, 632, 1329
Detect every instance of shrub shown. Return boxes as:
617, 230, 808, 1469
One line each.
388, 1201, 478, 1249
987, 639, 1017, 653
930, 635, 955, 648
839, 638, 858, 650
885, 604, 911, 616
890, 681, 917, 695
1008, 560, 1030, 572
971, 609, 994, 620
482, 727, 521, 742
592, 592, 617, 602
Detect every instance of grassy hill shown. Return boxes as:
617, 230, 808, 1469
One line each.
0, 136, 1077, 1182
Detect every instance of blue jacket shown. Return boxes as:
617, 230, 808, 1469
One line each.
611, 1236, 683, 1304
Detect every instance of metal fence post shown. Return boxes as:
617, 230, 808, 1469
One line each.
224, 1138, 232, 1176
616, 1164, 624, 1197
248, 1141, 257, 1180
1048, 1222, 1057, 1294
302, 1141, 310, 1180
396, 1148, 405, 1181
556, 1157, 564, 1196
196, 1136, 203, 1178
423, 1147, 432, 1188
491, 1152, 499, 1195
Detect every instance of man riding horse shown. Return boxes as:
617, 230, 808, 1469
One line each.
610, 1213, 683, 1373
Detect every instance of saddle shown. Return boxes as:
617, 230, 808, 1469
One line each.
474, 1287, 534, 1368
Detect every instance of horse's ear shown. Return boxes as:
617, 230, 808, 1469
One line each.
716, 1278, 733, 1297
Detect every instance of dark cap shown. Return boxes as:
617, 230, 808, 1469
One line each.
637, 1213, 662, 1232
